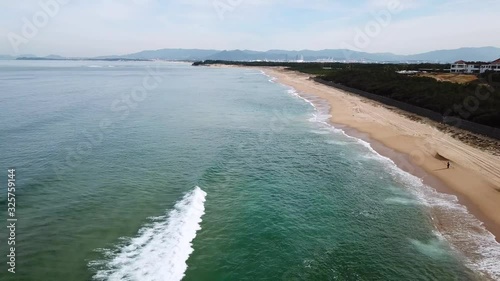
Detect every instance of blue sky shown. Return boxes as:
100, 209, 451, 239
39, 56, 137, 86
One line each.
1, 0, 499, 57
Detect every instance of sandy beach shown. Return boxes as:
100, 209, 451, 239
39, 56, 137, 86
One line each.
258, 67, 500, 243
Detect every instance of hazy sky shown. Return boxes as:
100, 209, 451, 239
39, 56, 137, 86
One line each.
1, 0, 499, 57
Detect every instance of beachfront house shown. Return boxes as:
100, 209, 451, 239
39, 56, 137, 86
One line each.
450, 60, 480, 73
450, 58, 500, 74
480, 58, 500, 73
450, 60, 467, 73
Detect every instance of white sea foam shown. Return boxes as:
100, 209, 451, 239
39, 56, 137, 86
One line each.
410, 238, 449, 259
265, 72, 500, 280
310, 129, 332, 135
358, 210, 378, 219
260, 70, 277, 83
385, 197, 424, 206
91, 186, 207, 281
324, 139, 349, 146
286, 88, 318, 112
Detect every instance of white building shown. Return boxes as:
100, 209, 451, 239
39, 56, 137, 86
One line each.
450, 60, 480, 73
480, 58, 500, 73
450, 58, 500, 74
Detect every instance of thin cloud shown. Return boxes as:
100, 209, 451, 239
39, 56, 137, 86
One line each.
0, 0, 498, 56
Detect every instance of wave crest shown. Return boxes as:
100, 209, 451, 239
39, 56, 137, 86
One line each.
91, 186, 207, 281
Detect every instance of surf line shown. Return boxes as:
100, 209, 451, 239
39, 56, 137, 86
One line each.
92, 186, 207, 281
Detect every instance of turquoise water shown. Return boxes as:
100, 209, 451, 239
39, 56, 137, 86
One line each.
0, 61, 499, 281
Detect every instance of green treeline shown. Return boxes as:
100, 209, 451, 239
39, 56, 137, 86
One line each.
319, 70, 500, 128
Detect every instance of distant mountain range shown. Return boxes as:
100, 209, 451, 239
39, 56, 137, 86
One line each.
2, 47, 500, 63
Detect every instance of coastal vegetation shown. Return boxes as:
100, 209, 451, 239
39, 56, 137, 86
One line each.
318, 69, 500, 128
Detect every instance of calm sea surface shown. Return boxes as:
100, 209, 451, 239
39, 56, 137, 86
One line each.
0, 61, 499, 281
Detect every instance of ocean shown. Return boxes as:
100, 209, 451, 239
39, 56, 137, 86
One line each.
0, 61, 499, 281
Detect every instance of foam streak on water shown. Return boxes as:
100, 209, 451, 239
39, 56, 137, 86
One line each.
260, 70, 277, 83
263, 72, 500, 280
91, 186, 207, 281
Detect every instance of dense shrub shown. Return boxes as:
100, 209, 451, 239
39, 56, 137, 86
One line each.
320, 69, 500, 128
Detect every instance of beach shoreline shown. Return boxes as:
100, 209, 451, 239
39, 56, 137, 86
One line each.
256, 67, 500, 242
255, 66, 500, 280
207, 64, 500, 279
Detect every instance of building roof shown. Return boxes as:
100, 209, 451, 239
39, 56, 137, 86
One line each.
491, 58, 500, 65
453, 59, 500, 65
453, 60, 491, 65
